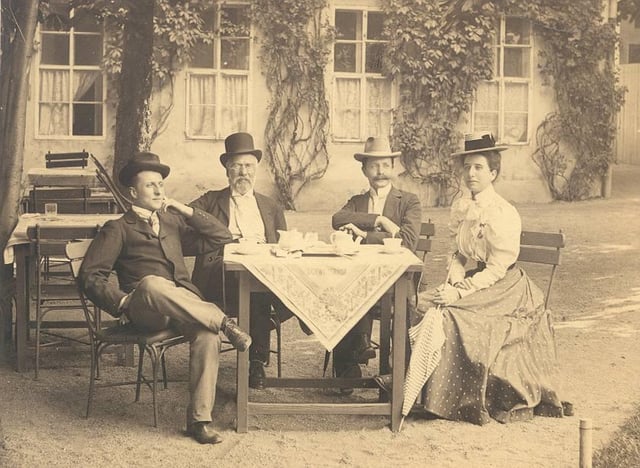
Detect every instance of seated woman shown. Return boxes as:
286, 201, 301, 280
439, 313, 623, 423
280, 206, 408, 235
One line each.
409, 133, 567, 425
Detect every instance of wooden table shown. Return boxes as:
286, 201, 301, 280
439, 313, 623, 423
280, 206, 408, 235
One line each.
6, 213, 120, 372
224, 244, 422, 432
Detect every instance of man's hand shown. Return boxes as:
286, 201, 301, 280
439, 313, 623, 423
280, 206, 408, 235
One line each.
432, 283, 461, 306
338, 223, 367, 239
375, 215, 400, 236
161, 197, 194, 218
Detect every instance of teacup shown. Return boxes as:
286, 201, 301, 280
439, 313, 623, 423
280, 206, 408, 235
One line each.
383, 237, 403, 253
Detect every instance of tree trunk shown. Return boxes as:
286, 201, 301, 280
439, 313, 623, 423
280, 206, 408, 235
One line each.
0, 0, 40, 350
112, 0, 154, 191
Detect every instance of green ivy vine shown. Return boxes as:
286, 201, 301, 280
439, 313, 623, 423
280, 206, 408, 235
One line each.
383, 0, 624, 204
514, 0, 625, 201
253, 0, 333, 210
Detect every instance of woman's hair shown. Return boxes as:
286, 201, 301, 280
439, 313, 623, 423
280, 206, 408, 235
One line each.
463, 150, 501, 178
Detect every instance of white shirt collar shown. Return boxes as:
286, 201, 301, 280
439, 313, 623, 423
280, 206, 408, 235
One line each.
231, 189, 255, 199
131, 204, 156, 220
472, 184, 496, 206
369, 184, 393, 199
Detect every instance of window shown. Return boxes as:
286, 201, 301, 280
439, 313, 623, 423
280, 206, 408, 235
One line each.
37, 5, 105, 137
472, 17, 532, 144
629, 44, 640, 63
186, 4, 250, 139
333, 9, 393, 141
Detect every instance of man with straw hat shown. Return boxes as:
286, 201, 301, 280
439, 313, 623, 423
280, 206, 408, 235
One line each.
331, 136, 422, 388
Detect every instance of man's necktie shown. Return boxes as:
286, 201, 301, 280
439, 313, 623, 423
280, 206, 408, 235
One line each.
148, 212, 160, 236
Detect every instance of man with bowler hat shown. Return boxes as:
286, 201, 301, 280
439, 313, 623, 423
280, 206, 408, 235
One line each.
190, 132, 300, 390
331, 137, 422, 388
79, 151, 251, 444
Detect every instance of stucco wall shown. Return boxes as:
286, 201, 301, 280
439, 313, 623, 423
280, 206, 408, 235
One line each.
23, 9, 561, 211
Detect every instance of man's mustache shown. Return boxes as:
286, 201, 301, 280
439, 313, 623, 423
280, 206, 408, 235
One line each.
373, 176, 390, 181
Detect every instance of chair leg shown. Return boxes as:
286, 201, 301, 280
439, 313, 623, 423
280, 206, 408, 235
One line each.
86, 345, 98, 419
135, 345, 145, 402
161, 352, 168, 389
150, 347, 160, 428
275, 319, 282, 378
35, 305, 41, 380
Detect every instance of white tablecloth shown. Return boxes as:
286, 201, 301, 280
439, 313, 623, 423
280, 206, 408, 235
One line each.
225, 244, 422, 349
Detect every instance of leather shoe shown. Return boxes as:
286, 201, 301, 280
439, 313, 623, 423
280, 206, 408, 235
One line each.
249, 360, 266, 390
222, 317, 252, 352
354, 333, 376, 364
189, 421, 223, 445
335, 363, 362, 396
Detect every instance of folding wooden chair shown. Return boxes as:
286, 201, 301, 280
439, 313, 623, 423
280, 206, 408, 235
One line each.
66, 240, 187, 427
90, 154, 131, 213
45, 150, 89, 169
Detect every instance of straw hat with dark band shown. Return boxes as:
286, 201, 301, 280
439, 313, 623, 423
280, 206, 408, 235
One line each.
451, 132, 508, 157
354, 137, 401, 162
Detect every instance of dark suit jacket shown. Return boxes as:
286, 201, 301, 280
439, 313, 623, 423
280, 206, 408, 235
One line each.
189, 187, 286, 304
332, 186, 422, 252
79, 208, 232, 317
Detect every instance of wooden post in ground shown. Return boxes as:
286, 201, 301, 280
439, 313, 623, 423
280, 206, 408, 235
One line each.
579, 418, 593, 468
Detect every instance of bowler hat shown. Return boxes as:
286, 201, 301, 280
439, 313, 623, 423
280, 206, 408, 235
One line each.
354, 137, 401, 162
118, 152, 170, 186
451, 132, 508, 157
220, 132, 262, 166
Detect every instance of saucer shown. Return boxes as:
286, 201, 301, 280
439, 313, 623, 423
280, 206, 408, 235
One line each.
233, 244, 262, 255
381, 247, 404, 255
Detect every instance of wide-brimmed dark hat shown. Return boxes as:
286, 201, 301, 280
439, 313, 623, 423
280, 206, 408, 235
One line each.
220, 132, 262, 166
451, 132, 508, 157
354, 137, 401, 162
118, 152, 170, 186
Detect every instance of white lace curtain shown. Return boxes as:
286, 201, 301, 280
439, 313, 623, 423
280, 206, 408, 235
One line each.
188, 73, 247, 138
334, 77, 391, 140
39, 69, 100, 135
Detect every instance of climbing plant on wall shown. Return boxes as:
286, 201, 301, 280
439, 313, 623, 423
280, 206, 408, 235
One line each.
253, 0, 333, 210
384, 0, 624, 204
513, 0, 625, 201
382, 0, 498, 206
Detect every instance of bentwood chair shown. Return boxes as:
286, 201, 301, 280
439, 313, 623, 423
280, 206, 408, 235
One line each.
66, 240, 187, 427
27, 224, 103, 379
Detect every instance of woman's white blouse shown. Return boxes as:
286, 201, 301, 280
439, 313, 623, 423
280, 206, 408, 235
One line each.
448, 184, 521, 296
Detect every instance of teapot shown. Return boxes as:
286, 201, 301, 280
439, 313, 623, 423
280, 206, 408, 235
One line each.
329, 230, 362, 252
277, 229, 304, 251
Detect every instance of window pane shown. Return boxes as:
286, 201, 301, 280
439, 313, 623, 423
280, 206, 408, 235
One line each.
73, 11, 99, 32
504, 48, 529, 77
42, 11, 70, 32
40, 70, 70, 102
191, 43, 215, 68
474, 112, 499, 137
475, 82, 498, 112
367, 78, 392, 137
41, 34, 70, 65
365, 43, 384, 73
367, 12, 384, 40
221, 6, 250, 37
189, 75, 216, 136
335, 11, 359, 40
75, 34, 102, 65
505, 17, 530, 45
335, 43, 358, 72
504, 82, 528, 112
221, 39, 249, 70
504, 113, 527, 142
73, 71, 102, 102
334, 78, 361, 139
221, 75, 248, 134
39, 104, 69, 135
73, 103, 103, 135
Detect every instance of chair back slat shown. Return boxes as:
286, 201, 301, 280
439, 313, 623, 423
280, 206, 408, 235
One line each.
520, 230, 565, 248
517, 246, 561, 266
517, 229, 565, 310
45, 150, 89, 168
420, 222, 436, 237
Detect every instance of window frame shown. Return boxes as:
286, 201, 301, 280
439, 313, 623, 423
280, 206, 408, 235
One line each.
184, 2, 252, 141
35, 7, 106, 140
471, 15, 533, 146
331, 6, 396, 143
